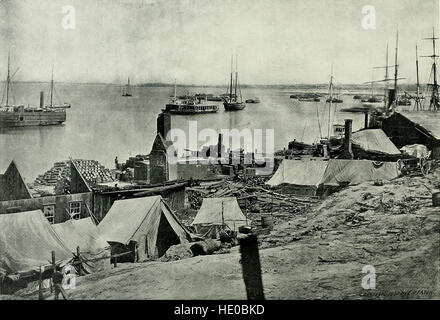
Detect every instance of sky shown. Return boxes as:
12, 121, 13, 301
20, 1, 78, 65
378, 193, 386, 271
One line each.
0, 0, 438, 85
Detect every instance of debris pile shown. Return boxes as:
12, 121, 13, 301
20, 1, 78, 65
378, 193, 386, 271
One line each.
186, 179, 320, 227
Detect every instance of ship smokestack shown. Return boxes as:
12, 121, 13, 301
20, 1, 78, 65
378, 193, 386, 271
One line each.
39, 91, 44, 108
217, 133, 223, 158
386, 89, 396, 116
341, 119, 354, 159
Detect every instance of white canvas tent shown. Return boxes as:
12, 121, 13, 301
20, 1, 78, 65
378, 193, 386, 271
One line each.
52, 217, 109, 253
265, 159, 328, 195
98, 196, 190, 260
0, 210, 72, 275
266, 159, 399, 196
191, 197, 248, 238
321, 159, 399, 186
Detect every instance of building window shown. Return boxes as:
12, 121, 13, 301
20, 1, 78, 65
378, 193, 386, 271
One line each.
43, 205, 55, 224
69, 202, 81, 220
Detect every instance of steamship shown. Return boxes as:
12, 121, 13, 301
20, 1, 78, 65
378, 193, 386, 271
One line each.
0, 57, 70, 128
163, 82, 218, 114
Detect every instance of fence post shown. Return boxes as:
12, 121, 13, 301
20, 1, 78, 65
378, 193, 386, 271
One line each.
76, 246, 82, 276
38, 265, 43, 300
113, 255, 117, 268
239, 234, 265, 300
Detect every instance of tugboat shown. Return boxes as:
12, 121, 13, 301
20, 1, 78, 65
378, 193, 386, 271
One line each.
223, 55, 246, 111
122, 78, 132, 97
0, 55, 70, 128
245, 98, 260, 103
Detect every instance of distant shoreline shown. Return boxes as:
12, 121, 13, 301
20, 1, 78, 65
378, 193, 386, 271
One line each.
0, 81, 421, 90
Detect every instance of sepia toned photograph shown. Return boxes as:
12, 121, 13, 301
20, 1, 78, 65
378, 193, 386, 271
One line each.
0, 0, 439, 306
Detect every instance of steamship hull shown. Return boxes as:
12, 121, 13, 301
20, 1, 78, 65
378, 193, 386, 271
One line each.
0, 111, 66, 127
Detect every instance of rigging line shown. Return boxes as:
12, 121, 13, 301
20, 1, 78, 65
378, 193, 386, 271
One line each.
301, 120, 307, 142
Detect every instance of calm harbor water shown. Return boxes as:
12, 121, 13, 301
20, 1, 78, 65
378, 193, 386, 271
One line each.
0, 82, 369, 182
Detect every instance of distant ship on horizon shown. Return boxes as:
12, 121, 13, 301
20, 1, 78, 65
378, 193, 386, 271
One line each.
122, 77, 132, 97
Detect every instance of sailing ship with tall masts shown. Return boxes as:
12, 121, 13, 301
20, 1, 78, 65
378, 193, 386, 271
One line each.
0, 54, 70, 127
223, 55, 246, 111
122, 77, 132, 97
422, 27, 440, 111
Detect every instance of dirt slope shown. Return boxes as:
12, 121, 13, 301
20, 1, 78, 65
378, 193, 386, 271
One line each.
15, 170, 440, 300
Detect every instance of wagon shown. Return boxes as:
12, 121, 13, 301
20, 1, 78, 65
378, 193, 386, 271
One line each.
397, 151, 433, 176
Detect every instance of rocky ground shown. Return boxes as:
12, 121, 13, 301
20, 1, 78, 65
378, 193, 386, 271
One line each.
7, 169, 440, 300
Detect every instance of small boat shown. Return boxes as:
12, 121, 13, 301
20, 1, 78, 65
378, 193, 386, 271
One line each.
122, 78, 132, 97
326, 96, 343, 103
245, 98, 260, 103
353, 95, 362, 100
223, 56, 246, 111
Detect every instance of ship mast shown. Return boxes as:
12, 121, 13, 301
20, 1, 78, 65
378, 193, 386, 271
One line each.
414, 44, 422, 110
234, 54, 238, 101
6, 51, 10, 107
327, 64, 333, 139
127, 77, 130, 95
229, 55, 233, 103
50, 67, 54, 108
393, 31, 399, 112
422, 27, 439, 111
385, 44, 389, 113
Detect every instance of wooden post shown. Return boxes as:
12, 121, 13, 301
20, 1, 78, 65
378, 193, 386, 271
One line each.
113, 254, 117, 268
76, 246, 82, 276
239, 235, 265, 300
50, 251, 55, 294
38, 265, 43, 300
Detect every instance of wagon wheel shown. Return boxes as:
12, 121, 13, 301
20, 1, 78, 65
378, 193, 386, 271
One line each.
419, 157, 431, 176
